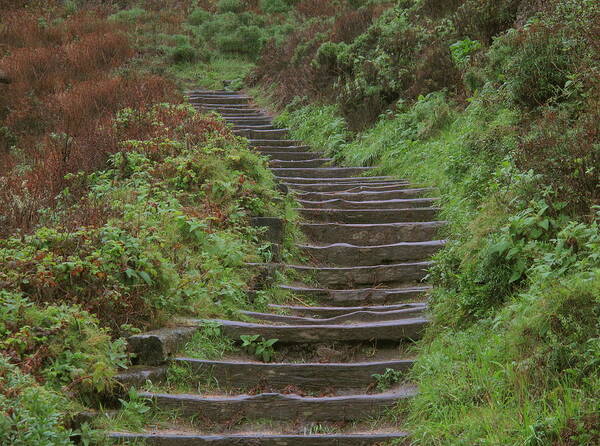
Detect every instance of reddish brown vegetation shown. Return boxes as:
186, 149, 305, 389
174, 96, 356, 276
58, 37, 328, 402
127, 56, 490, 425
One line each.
0, 7, 181, 235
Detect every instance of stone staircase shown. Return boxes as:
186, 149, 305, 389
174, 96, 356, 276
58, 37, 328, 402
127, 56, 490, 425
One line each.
109, 90, 446, 445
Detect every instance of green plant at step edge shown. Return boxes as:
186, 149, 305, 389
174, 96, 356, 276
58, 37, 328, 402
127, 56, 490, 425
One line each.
240, 335, 279, 362
372, 368, 404, 392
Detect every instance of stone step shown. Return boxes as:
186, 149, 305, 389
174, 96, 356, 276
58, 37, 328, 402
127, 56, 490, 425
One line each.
279, 285, 431, 306
254, 146, 313, 154
299, 207, 440, 224
280, 177, 397, 186
250, 139, 304, 147
187, 89, 240, 96
110, 431, 409, 445
299, 240, 446, 266
270, 158, 332, 168
273, 167, 374, 179
190, 95, 251, 105
171, 357, 414, 390
284, 182, 412, 192
195, 104, 254, 112
212, 317, 428, 342
300, 221, 446, 245
242, 307, 426, 324
231, 124, 276, 131
260, 151, 326, 161
296, 188, 434, 201
282, 261, 432, 288
225, 117, 272, 125
138, 387, 417, 422
298, 197, 438, 210
269, 302, 427, 319
235, 129, 290, 139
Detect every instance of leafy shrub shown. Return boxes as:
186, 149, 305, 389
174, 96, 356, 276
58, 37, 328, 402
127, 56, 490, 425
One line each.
449, 38, 481, 68
0, 357, 74, 446
217, 0, 244, 13
170, 44, 198, 63
216, 25, 265, 56
188, 7, 210, 26
108, 8, 148, 24
260, 0, 291, 14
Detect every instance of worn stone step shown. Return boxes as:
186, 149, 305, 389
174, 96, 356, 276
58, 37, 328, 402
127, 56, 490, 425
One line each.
187, 89, 240, 96
273, 167, 375, 179
301, 222, 446, 245
260, 151, 326, 161
235, 129, 290, 140
242, 307, 426, 324
195, 104, 254, 113
284, 182, 412, 192
298, 197, 438, 210
283, 261, 432, 288
211, 317, 427, 342
296, 188, 434, 201
254, 145, 312, 152
190, 95, 251, 105
279, 177, 397, 186
128, 326, 198, 365
250, 139, 304, 147
300, 240, 445, 266
279, 285, 431, 306
299, 207, 440, 224
139, 388, 417, 422
269, 302, 427, 319
270, 159, 332, 168
171, 357, 414, 390
225, 117, 272, 125
110, 431, 409, 445
231, 124, 276, 131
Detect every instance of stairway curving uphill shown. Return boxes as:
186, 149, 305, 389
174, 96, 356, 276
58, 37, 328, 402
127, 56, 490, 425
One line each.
111, 90, 446, 445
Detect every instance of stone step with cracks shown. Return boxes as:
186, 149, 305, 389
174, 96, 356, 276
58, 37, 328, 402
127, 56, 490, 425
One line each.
279, 285, 431, 307
269, 302, 427, 318
259, 151, 326, 161
285, 182, 412, 193
254, 145, 313, 153
279, 176, 396, 185
270, 158, 332, 168
273, 167, 375, 179
301, 221, 446, 245
298, 197, 438, 210
110, 431, 409, 445
299, 207, 440, 224
241, 307, 426, 325
138, 388, 417, 422
250, 139, 304, 147
224, 117, 273, 125
283, 261, 432, 288
234, 129, 290, 140
190, 95, 251, 105
296, 187, 434, 201
299, 240, 446, 266
210, 317, 428, 342
171, 357, 414, 391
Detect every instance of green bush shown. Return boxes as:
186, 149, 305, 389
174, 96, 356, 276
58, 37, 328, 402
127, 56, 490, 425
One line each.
217, 0, 244, 13
260, 0, 291, 14
170, 44, 198, 63
216, 25, 265, 57
107, 7, 147, 24
188, 7, 211, 26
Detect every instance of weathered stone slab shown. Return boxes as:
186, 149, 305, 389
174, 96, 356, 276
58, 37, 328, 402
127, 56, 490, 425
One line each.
299, 240, 445, 266
296, 188, 433, 201
208, 317, 428, 342
300, 221, 446, 245
273, 167, 374, 179
128, 326, 197, 365
140, 388, 417, 422
250, 139, 304, 147
299, 208, 439, 224
270, 158, 331, 168
269, 302, 427, 318
241, 307, 426, 324
285, 182, 411, 192
172, 357, 414, 390
251, 217, 285, 245
109, 432, 409, 445
298, 197, 438, 210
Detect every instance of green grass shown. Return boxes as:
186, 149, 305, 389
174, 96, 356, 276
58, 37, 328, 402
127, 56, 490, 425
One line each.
168, 55, 256, 90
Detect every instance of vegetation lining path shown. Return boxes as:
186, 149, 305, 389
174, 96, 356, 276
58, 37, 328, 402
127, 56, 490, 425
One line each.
111, 89, 445, 444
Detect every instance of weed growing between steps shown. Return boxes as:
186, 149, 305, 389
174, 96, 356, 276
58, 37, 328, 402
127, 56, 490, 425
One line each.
266, 1, 599, 443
